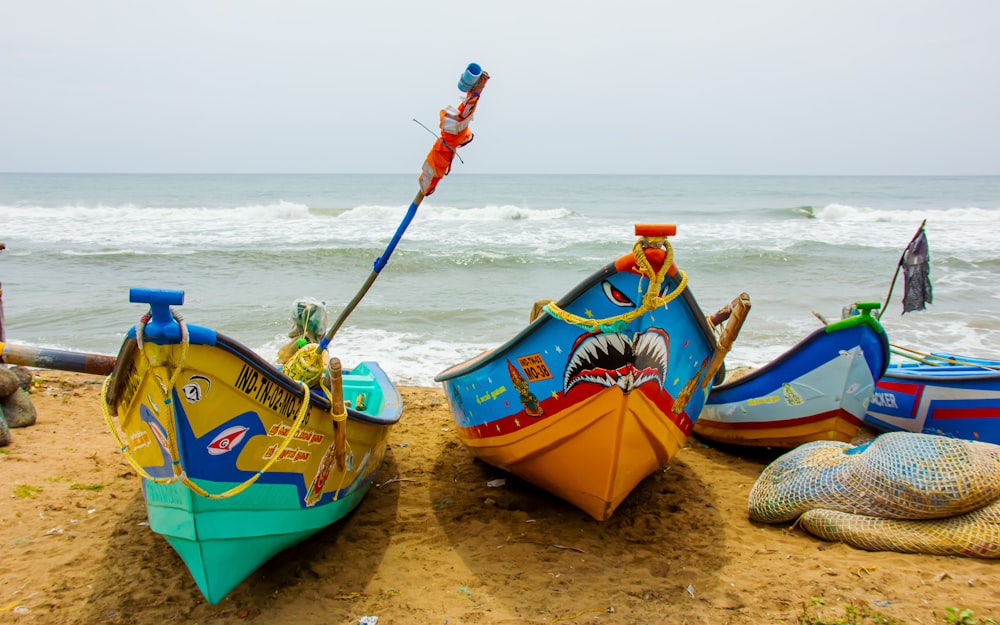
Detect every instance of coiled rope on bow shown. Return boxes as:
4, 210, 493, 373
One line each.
544, 235, 688, 333
282, 342, 326, 388
135, 309, 189, 405
117, 308, 192, 485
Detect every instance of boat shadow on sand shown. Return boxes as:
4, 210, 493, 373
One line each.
427, 435, 756, 619
690, 434, 790, 475
79, 448, 403, 623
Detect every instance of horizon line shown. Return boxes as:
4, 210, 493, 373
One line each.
2, 171, 999, 177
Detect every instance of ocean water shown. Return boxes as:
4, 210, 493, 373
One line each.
1, 173, 998, 386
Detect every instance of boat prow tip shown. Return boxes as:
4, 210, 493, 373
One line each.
634, 224, 677, 237
129, 287, 185, 306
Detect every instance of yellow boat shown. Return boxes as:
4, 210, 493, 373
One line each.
102, 288, 401, 604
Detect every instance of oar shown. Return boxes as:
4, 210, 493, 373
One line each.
889, 344, 1000, 370
316, 62, 490, 351
889, 346, 941, 365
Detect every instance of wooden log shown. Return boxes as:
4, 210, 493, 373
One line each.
0, 343, 115, 376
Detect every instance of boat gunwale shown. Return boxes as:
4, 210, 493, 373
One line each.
434, 257, 719, 383
709, 322, 889, 395
106, 332, 402, 427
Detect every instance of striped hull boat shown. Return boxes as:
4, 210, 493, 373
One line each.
863, 353, 1000, 444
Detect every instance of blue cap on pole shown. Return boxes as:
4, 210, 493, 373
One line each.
457, 63, 482, 92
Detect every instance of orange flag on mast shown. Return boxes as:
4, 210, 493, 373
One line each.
418, 64, 490, 196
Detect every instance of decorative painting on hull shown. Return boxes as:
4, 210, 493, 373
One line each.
434, 224, 751, 521
440, 245, 719, 443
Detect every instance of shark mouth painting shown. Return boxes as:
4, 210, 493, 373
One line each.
563, 329, 670, 393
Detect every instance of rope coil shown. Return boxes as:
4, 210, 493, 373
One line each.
283, 342, 327, 388
544, 236, 688, 333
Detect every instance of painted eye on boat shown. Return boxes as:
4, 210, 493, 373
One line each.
602, 280, 635, 308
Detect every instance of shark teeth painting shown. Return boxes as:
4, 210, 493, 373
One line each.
563, 329, 670, 393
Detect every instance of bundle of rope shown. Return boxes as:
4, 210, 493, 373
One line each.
282, 342, 351, 480
282, 342, 327, 389
543, 235, 688, 334
747, 432, 1000, 558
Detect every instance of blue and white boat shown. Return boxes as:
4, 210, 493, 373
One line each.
695, 303, 890, 449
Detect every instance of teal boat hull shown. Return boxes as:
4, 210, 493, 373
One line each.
105, 288, 401, 604
146, 479, 371, 604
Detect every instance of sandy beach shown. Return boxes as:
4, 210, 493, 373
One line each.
2, 370, 998, 625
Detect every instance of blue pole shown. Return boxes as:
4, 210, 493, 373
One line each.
318, 60, 488, 350
373, 198, 420, 273
320, 191, 425, 349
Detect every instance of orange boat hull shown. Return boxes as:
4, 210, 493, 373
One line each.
459, 385, 691, 521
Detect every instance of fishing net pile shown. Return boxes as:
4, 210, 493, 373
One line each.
748, 432, 1000, 558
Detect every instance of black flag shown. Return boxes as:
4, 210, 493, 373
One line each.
901, 226, 932, 314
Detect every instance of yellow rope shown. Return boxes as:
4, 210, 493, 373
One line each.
101, 311, 192, 485
101, 316, 316, 499
283, 342, 326, 388
101, 373, 312, 498
299, 302, 315, 342
179, 380, 311, 499
319, 376, 350, 426
135, 311, 190, 479
548, 608, 605, 624
135, 311, 190, 405
318, 372, 352, 500
544, 236, 688, 333
100, 375, 177, 485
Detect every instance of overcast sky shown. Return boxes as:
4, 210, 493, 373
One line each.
2, 1, 998, 175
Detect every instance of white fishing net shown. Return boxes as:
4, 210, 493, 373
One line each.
799, 500, 1000, 558
747, 432, 1000, 558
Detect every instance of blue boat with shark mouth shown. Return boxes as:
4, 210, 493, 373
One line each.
563, 328, 671, 394
436, 224, 750, 521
